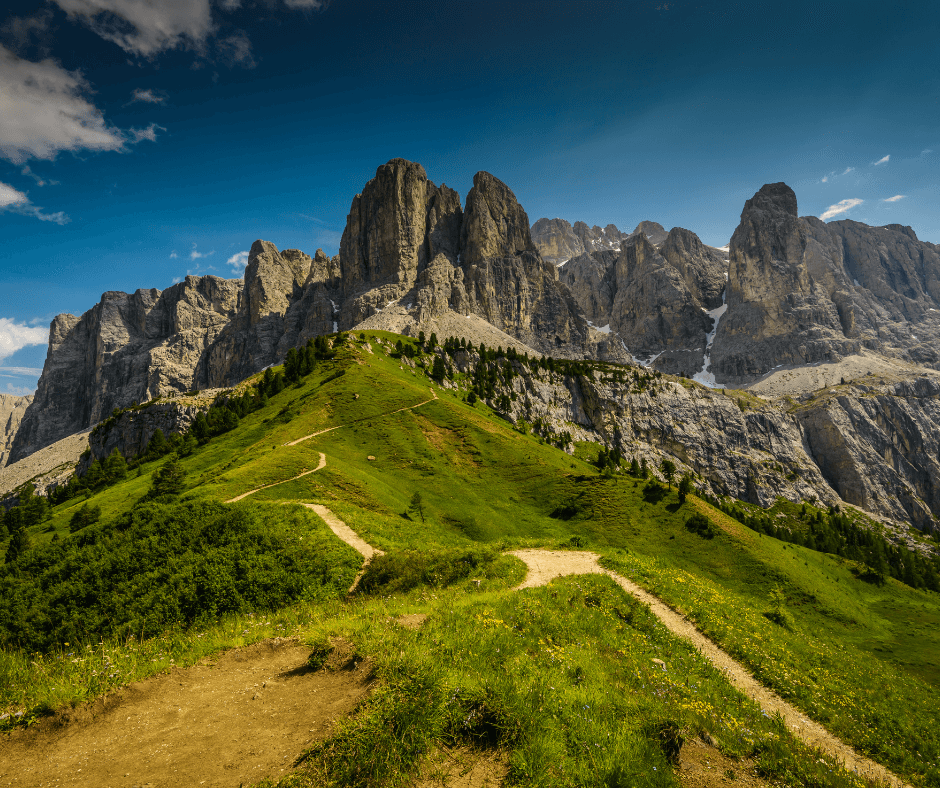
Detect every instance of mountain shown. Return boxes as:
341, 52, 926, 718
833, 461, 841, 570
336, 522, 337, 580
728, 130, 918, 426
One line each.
711, 183, 940, 382
558, 226, 727, 375
0, 394, 32, 468
531, 218, 671, 266
10, 160, 629, 463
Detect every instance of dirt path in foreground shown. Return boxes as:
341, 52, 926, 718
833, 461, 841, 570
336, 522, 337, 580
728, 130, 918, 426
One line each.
510, 549, 910, 788
0, 639, 370, 788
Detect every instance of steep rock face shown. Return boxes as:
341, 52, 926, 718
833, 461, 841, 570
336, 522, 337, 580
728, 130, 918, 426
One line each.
11, 277, 242, 463
609, 234, 712, 373
201, 241, 321, 387
629, 220, 669, 246
458, 172, 598, 359
338, 158, 463, 327
558, 250, 619, 325
794, 376, 940, 531
336, 161, 627, 362
560, 228, 726, 375
0, 394, 32, 467
659, 226, 727, 309
573, 221, 630, 254
530, 218, 586, 265
531, 218, 631, 265
711, 184, 940, 383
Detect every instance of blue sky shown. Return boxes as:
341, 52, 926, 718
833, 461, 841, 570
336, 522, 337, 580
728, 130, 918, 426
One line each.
1, 0, 938, 393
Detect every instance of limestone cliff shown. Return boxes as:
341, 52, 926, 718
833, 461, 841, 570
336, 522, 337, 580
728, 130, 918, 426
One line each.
711, 183, 940, 382
559, 228, 726, 375
0, 394, 32, 468
448, 346, 939, 537
336, 160, 628, 363
10, 276, 242, 463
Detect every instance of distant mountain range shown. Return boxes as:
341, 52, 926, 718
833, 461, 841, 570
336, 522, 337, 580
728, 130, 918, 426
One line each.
5, 159, 940, 539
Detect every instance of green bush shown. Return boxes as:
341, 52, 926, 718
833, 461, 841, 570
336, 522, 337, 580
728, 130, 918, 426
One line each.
685, 512, 715, 539
0, 501, 357, 652
358, 547, 505, 594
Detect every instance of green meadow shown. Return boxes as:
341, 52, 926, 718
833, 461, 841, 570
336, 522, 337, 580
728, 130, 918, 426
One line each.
1, 332, 938, 787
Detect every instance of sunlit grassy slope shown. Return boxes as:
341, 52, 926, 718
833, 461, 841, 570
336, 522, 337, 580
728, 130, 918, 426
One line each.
8, 331, 940, 786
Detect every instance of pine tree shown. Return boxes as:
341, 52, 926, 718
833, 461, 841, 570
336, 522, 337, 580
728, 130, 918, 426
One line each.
660, 459, 676, 488
148, 455, 186, 499
677, 473, 693, 504
408, 492, 425, 523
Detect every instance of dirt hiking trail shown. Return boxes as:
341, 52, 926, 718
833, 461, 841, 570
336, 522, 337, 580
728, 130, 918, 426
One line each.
0, 639, 370, 788
226, 388, 438, 503
510, 549, 910, 788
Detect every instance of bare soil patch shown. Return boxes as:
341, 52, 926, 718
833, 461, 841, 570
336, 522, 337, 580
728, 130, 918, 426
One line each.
415, 746, 509, 788
678, 737, 771, 788
0, 638, 371, 788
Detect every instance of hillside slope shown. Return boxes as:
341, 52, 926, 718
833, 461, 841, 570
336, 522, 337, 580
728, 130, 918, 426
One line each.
2, 331, 939, 787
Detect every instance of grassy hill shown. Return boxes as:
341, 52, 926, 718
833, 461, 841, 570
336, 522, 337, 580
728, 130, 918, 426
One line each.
1, 332, 938, 787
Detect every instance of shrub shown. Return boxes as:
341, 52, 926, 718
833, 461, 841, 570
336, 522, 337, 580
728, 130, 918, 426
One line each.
685, 512, 715, 539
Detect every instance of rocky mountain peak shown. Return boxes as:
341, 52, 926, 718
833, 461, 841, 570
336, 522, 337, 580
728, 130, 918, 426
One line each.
631, 220, 668, 246
461, 171, 535, 263
742, 182, 798, 218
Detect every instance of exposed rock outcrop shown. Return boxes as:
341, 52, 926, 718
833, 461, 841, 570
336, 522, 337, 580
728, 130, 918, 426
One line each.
711, 183, 940, 383
10, 276, 242, 463
793, 375, 940, 531
530, 218, 586, 265
559, 227, 727, 375
531, 218, 631, 265
0, 394, 31, 468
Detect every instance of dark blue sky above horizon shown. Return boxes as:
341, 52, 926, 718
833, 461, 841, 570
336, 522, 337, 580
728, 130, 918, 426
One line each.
1, 0, 938, 393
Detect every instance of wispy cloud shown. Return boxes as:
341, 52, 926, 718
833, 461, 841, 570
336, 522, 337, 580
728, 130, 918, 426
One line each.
19, 165, 57, 186
0, 180, 69, 224
169, 250, 178, 259
873, 155, 890, 166
50, 0, 215, 59
130, 87, 166, 104
227, 250, 249, 274
842, 167, 854, 175
189, 243, 215, 261
218, 31, 254, 68
3, 381, 35, 395
127, 123, 165, 143
883, 195, 905, 202
820, 198, 863, 221
0, 366, 43, 376
0, 318, 48, 362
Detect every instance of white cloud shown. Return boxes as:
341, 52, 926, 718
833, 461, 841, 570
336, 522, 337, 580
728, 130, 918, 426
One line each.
0, 45, 126, 164
189, 243, 215, 260
227, 250, 249, 273
130, 87, 166, 104
170, 250, 178, 258
0, 366, 43, 376
0, 180, 69, 224
50, 0, 215, 58
873, 155, 890, 166
821, 174, 829, 183
820, 198, 864, 221
842, 167, 854, 175
127, 123, 164, 143
0, 318, 48, 362
171, 275, 183, 284
3, 382, 35, 395
883, 195, 905, 202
